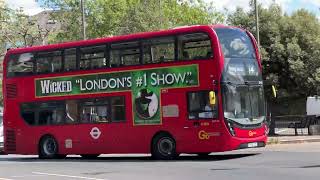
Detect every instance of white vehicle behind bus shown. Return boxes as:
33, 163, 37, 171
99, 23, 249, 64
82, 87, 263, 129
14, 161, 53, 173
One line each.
307, 97, 320, 116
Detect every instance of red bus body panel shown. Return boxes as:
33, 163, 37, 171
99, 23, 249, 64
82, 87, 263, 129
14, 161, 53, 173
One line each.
2, 25, 267, 156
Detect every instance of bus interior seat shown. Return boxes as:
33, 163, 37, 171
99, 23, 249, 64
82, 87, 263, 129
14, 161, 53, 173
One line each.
183, 51, 190, 59
159, 56, 165, 62
193, 56, 203, 60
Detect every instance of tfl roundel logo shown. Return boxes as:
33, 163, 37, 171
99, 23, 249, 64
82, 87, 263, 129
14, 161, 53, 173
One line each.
90, 127, 101, 139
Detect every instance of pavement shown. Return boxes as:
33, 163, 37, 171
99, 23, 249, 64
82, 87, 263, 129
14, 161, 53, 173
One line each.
267, 128, 320, 144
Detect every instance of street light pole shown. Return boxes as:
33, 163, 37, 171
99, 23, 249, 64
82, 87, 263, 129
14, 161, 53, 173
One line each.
81, 0, 86, 40
254, 0, 260, 48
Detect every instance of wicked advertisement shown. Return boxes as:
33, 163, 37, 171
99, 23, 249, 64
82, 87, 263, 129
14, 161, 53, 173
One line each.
35, 64, 199, 125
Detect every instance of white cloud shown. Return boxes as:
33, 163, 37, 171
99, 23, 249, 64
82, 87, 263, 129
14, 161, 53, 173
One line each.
271, 0, 293, 10
302, 0, 320, 6
4, 0, 44, 15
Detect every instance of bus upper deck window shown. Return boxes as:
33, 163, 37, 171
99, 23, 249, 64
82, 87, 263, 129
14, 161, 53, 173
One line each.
7, 53, 34, 77
178, 33, 212, 60
80, 45, 106, 70
64, 48, 77, 71
215, 28, 256, 59
111, 41, 140, 66
36, 51, 62, 74
147, 37, 175, 63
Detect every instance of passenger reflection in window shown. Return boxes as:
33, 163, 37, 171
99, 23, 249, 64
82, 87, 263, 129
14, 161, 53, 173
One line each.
50, 109, 64, 124
97, 106, 109, 122
81, 107, 92, 123
202, 99, 214, 118
66, 100, 78, 124
20, 97, 126, 126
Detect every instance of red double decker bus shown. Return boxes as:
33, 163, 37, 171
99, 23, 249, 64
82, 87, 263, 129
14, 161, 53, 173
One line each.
2, 25, 267, 159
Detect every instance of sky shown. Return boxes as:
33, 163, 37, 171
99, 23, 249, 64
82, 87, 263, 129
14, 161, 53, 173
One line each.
3, 0, 320, 18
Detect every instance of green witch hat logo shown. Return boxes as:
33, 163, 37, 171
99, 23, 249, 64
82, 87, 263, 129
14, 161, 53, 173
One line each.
134, 88, 159, 119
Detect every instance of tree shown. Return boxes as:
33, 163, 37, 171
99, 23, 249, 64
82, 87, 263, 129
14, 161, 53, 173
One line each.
40, 0, 224, 43
0, 5, 56, 106
0, 5, 12, 57
0, 6, 52, 51
117, 0, 224, 34
228, 2, 320, 100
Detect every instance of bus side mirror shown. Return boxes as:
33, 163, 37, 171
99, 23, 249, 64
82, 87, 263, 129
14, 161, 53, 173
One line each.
209, 91, 216, 105
272, 85, 277, 98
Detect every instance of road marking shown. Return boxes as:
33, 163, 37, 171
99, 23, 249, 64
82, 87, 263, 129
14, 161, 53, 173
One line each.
275, 129, 289, 133
12, 174, 46, 178
32, 172, 107, 180
0, 178, 14, 180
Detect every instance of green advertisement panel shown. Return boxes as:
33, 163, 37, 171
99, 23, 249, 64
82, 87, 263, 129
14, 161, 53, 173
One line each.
35, 64, 199, 125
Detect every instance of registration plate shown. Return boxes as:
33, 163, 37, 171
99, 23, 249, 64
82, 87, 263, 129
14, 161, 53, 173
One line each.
248, 142, 258, 148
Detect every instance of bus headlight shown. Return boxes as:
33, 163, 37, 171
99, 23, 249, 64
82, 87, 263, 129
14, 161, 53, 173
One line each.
225, 119, 236, 136
264, 123, 269, 135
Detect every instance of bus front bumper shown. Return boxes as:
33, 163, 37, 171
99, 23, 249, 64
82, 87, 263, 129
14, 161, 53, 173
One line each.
237, 141, 266, 149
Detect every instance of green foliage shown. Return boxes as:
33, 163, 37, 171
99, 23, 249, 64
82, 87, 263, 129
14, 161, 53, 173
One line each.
1, 5, 57, 106
0, 0, 222, 106
40, 0, 224, 42
228, 3, 320, 99
0, 6, 49, 54
0, 5, 14, 56
1, 6, 41, 106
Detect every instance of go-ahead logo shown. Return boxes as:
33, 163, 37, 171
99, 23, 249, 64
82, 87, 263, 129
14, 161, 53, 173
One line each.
249, 131, 257, 137
198, 130, 220, 140
90, 127, 101, 139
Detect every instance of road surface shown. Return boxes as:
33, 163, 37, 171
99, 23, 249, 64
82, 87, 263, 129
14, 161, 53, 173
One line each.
1, 143, 320, 180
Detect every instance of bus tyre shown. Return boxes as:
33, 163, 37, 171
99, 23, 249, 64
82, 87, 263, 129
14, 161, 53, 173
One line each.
152, 134, 177, 160
80, 154, 100, 159
39, 136, 59, 159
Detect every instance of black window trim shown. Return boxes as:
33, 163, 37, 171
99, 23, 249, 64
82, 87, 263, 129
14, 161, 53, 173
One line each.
20, 95, 126, 126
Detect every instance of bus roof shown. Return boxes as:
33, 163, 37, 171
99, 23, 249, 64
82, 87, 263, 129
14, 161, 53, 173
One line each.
4, 24, 231, 57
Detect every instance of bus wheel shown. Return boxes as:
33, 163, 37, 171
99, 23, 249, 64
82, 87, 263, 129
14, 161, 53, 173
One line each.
80, 154, 100, 159
152, 134, 177, 160
39, 136, 58, 159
